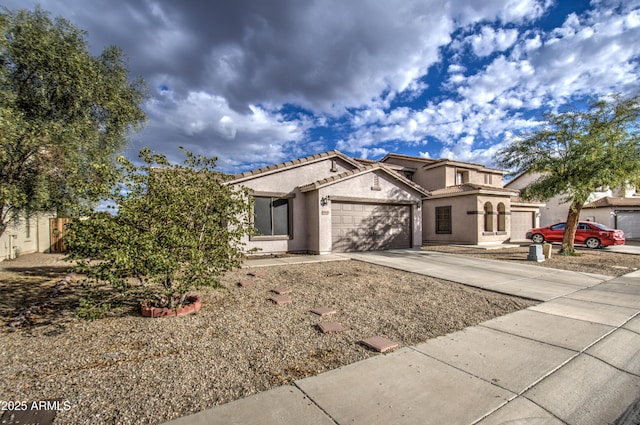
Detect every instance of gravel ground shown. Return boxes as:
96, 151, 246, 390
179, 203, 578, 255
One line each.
1, 253, 534, 425
422, 244, 640, 277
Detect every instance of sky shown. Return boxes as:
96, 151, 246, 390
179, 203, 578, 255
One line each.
3, 0, 640, 173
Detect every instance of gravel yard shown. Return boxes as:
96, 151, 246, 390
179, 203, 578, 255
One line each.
422, 244, 640, 277
1, 253, 534, 425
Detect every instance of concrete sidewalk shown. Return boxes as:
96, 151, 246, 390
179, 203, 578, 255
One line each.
165, 250, 640, 425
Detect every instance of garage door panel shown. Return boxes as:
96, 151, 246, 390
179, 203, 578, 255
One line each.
332, 202, 411, 252
618, 212, 640, 240
511, 211, 535, 242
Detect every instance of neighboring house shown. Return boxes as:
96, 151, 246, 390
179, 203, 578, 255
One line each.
230, 150, 540, 255
1, 212, 53, 261
582, 197, 640, 240
380, 154, 540, 244
505, 172, 640, 240
229, 151, 428, 254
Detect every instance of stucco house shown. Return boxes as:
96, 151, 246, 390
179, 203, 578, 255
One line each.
379, 154, 540, 244
230, 150, 540, 255
506, 172, 640, 240
229, 151, 428, 254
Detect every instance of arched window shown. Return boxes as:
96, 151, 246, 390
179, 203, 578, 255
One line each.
484, 202, 494, 232
497, 203, 506, 232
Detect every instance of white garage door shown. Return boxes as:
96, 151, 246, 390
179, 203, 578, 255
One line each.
511, 211, 535, 242
617, 211, 640, 240
331, 202, 411, 252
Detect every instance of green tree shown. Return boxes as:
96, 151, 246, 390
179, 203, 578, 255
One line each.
65, 148, 254, 312
498, 95, 640, 254
0, 7, 146, 237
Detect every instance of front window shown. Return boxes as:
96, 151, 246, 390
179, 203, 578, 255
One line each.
550, 223, 566, 230
497, 203, 506, 232
254, 197, 290, 237
435, 206, 452, 234
484, 202, 494, 232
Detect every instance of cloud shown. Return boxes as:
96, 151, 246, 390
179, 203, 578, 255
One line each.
3, 0, 639, 172
467, 26, 519, 57
132, 88, 312, 171
337, 0, 640, 163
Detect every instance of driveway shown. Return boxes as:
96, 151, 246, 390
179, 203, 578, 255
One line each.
340, 248, 613, 301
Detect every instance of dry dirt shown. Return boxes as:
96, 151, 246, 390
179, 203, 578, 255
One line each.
0, 253, 536, 425
2, 246, 638, 424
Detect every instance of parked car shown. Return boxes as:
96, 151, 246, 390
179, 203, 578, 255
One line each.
526, 221, 625, 249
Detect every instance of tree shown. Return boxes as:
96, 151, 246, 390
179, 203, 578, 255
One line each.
65, 148, 254, 312
497, 95, 640, 254
0, 7, 146, 237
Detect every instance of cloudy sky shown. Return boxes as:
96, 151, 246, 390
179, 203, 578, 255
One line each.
4, 0, 640, 172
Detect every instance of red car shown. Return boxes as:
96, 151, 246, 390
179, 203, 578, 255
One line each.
526, 221, 625, 249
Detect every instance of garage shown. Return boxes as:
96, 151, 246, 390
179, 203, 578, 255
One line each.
511, 211, 535, 242
331, 202, 411, 252
617, 211, 640, 240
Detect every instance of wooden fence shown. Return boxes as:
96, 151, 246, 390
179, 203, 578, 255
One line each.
49, 218, 71, 253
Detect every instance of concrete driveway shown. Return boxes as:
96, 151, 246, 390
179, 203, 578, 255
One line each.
344, 248, 613, 301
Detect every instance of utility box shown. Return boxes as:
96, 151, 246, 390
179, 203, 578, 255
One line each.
543, 243, 552, 259
527, 244, 545, 262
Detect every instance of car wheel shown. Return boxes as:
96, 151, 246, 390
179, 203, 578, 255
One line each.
585, 237, 601, 249
531, 233, 544, 244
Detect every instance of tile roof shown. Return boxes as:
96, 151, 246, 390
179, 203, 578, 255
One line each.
430, 183, 518, 196
229, 150, 361, 182
583, 196, 640, 208
298, 163, 431, 197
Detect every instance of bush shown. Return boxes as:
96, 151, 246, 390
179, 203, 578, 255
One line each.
66, 148, 254, 310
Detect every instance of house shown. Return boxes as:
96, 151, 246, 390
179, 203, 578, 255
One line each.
582, 197, 640, 240
229, 151, 428, 254
379, 154, 540, 244
230, 150, 540, 255
506, 172, 640, 240
1, 212, 53, 261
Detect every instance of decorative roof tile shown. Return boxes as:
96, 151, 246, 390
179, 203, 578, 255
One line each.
299, 163, 430, 197
229, 150, 362, 182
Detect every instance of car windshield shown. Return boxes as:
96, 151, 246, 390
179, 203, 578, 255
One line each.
590, 222, 614, 231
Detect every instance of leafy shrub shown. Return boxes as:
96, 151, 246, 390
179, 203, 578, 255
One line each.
66, 148, 254, 310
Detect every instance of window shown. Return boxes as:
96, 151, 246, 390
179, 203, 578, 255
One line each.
456, 171, 465, 185
435, 206, 452, 234
497, 203, 506, 232
484, 202, 494, 232
550, 223, 565, 230
402, 170, 414, 181
484, 174, 493, 185
25, 217, 31, 239
254, 197, 290, 237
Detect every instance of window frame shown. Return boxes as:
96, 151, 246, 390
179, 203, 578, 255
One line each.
251, 196, 292, 240
435, 206, 452, 234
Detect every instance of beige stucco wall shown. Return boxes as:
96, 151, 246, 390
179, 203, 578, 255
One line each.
421, 168, 447, 191
580, 208, 615, 228
476, 196, 511, 243
423, 195, 513, 244
423, 195, 478, 244
1, 213, 52, 261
